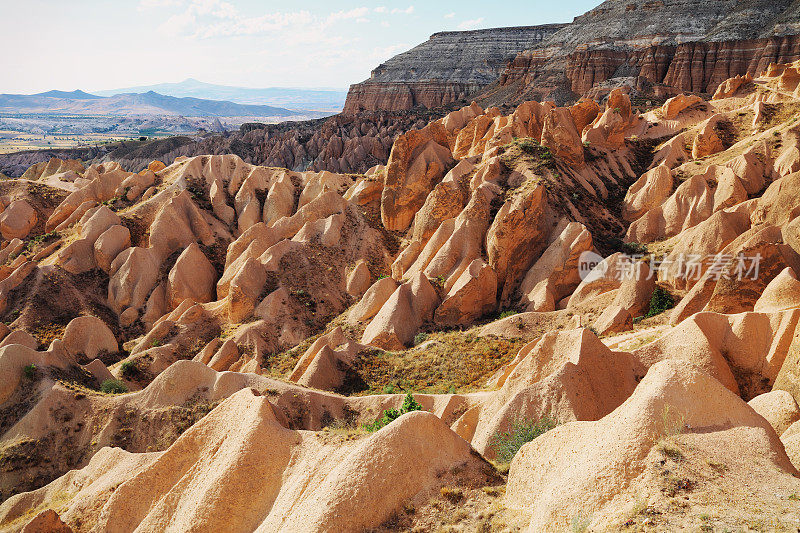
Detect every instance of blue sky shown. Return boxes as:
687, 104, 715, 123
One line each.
0, 0, 600, 94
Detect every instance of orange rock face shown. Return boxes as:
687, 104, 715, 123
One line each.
541, 107, 585, 168
380, 123, 455, 231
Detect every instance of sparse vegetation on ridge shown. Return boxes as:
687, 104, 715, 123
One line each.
363, 392, 424, 432
489, 414, 557, 464
100, 379, 128, 394
646, 287, 675, 318
22, 364, 36, 380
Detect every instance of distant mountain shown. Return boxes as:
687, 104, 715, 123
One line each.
94, 79, 347, 112
35, 90, 101, 100
0, 90, 302, 118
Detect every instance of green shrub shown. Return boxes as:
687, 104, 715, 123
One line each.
413, 332, 428, 346
623, 241, 648, 256
646, 287, 675, 318
26, 232, 59, 252
100, 379, 128, 394
605, 237, 648, 256
23, 363, 36, 380
364, 392, 424, 432
517, 138, 539, 154
120, 360, 138, 378
498, 310, 518, 320
489, 414, 557, 463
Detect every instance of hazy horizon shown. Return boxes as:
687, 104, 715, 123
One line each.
1, 0, 599, 94
10, 79, 351, 97
94, 78, 351, 93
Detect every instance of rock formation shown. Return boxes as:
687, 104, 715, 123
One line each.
343, 25, 565, 113
345, 0, 800, 111
3, 53, 800, 533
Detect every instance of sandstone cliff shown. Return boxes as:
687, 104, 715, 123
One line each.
346, 0, 800, 111
495, 0, 800, 102
343, 25, 565, 113
566, 35, 800, 96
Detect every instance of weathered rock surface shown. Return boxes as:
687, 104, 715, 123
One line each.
344, 25, 565, 113
5, 58, 800, 533
506, 360, 800, 532
498, 0, 800, 103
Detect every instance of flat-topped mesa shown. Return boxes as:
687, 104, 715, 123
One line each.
497, 0, 800, 101
551, 0, 800, 52
343, 25, 566, 113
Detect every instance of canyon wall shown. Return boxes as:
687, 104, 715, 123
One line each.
347, 0, 800, 109
567, 35, 800, 96
343, 25, 565, 113
494, 0, 800, 102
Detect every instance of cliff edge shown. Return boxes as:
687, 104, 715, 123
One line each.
343, 25, 565, 113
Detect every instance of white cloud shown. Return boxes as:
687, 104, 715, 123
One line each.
139, 0, 408, 88
444, 12, 455, 19
190, 10, 313, 39
187, 0, 236, 18
457, 17, 484, 30
159, 10, 196, 35
369, 43, 408, 61
390, 6, 414, 15
327, 7, 369, 24
138, 0, 183, 10
162, 3, 379, 40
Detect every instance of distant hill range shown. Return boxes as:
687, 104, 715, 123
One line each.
94, 79, 348, 112
0, 90, 302, 118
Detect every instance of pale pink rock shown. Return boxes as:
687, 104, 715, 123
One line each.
167, 243, 217, 309
362, 272, 439, 350
349, 276, 400, 324
434, 259, 497, 326
662, 94, 703, 119
0, 200, 37, 240
94, 225, 131, 273
622, 165, 673, 222
62, 316, 117, 359
346, 260, 371, 299
519, 222, 593, 311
